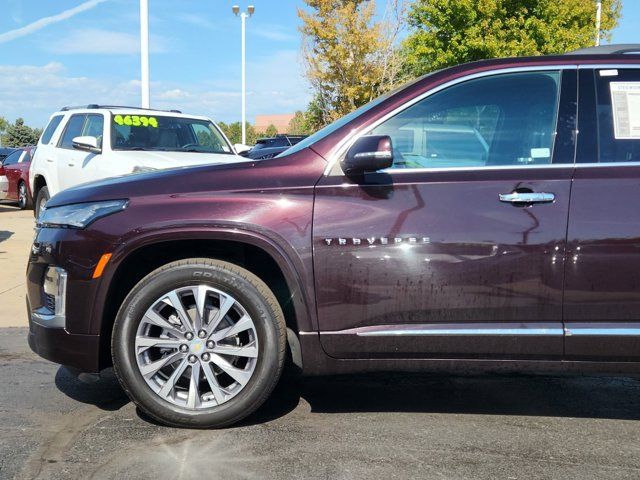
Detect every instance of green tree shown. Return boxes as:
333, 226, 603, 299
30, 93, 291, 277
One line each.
3, 118, 40, 147
0, 116, 8, 138
218, 121, 257, 146
287, 111, 310, 135
402, 0, 622, 76
298, 0, 405, 127
265, 124, 278, 137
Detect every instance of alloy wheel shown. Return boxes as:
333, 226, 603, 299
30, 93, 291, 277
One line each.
18, 183, 27, 209
134, 285, 259, 410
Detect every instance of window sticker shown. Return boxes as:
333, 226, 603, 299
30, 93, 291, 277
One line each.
113, 114, 158, 128
531, 148, 550, 159
610, 82, 640, 139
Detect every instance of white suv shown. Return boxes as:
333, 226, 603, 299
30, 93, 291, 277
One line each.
30, 105, 242, 216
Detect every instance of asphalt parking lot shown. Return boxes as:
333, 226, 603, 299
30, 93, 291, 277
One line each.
1, 201, 640, 479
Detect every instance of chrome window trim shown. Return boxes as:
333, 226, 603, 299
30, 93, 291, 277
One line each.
578, 64, 640, 70
324, 64, 579, 176
575, 162, 640, 168
565, 324, 640, 336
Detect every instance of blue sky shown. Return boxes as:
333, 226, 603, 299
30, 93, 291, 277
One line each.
0, 0, 638, 128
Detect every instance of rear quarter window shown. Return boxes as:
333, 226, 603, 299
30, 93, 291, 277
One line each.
595, 69, 640, 163
40, 115, 64, 145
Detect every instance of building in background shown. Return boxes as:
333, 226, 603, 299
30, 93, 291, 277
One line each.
254, 113, 295, 134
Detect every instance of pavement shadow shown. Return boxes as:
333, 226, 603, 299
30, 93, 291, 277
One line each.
55, 366, 130, 411
0, 230, 14, 243
297, 372, 640, 421
0, 203, 19, 213
62, 367, 640, 426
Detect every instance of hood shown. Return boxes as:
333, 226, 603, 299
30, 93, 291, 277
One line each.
113, 150, 242, 168
44, 148, 326, 209
47, 159, 253, 208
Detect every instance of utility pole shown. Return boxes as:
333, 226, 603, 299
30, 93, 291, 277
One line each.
232, 5, 255, 145
140, 0, 150, 108
595, 0, 602, 47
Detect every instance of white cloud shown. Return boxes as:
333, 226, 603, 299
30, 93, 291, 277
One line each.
0, 62, 139, 126
0, 51, 310, 128
176, 13, 218, 30
152, 50, 310, 121
46, 28, 168, 55
0, 0, 109, 44
252, 25, 297, 42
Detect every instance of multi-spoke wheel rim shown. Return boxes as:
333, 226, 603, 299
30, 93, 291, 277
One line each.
19, 184, 26, 209
135, 285, 259, 410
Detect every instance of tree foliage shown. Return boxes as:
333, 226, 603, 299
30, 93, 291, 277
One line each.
217, 121, 258, 146
2, 118, 41, 147
0, 116, 8, 137
299, 0, 405, 127
402, 0, 622, 76
287, 110, 317, 135
264, 124, 278, 137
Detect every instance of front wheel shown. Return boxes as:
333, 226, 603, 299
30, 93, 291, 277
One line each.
35, 186, 49, 218
18, 182, 32, 210
112, 258, 287, 428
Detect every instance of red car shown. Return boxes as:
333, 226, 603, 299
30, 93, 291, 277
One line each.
0, 147, 35, 209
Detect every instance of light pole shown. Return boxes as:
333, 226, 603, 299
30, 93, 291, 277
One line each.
232, 5, 254, 145
140, 0, 150, 108
595, 0, 602, 47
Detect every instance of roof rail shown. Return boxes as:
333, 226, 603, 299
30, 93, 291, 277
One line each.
567, 44, 640, 55
59, 104, 182, 113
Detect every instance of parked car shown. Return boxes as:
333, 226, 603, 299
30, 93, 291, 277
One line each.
0, 147, 17, 163
29, 105, 242, 216
0, 146, 35, 209
242, 134, 307, 159
28, 45, 640, 428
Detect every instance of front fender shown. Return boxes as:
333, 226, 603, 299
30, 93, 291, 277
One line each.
90, 225, 317, 335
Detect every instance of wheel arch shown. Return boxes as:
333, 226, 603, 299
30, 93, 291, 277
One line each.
96, 230, 313, 371
33, 174, 47, 200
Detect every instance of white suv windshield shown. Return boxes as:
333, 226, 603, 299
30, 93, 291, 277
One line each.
111, 113, 232, 154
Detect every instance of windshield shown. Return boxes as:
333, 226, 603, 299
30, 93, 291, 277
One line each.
279, 70, 440, 158
278, 96, 391, 158
111, 114, 233, 154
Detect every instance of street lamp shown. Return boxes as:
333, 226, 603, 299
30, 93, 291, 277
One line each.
232, 5, 255, 145
140, 0, 150, 108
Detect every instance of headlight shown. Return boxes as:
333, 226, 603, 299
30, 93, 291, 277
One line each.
38, 200, 128, 229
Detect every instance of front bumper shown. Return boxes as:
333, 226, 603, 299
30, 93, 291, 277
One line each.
27, 320, 101, 372
27, 226, 116, 373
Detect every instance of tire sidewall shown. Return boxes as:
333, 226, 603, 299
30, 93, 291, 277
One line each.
113, 261, 284, 428
36, 186, 49, 217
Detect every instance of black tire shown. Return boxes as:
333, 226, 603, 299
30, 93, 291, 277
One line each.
18, 181, 33, 210
35, 186, 49, 218
111, 258, 287, 428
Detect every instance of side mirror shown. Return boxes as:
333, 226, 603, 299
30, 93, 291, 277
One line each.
233, 143, 251, 155
342, 135, 393, 175
72, 136, 101, 154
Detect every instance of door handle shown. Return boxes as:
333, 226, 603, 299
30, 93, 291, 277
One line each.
46, 158, 54, 163
499, 192, 555, 204
68, 162, 76, 166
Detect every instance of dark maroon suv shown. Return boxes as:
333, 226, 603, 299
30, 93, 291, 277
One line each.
28, 46, 640, 427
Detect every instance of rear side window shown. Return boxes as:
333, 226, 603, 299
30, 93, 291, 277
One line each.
594, 69, 640, 163
58, 115, 86, 149
41, 115, 64, 145
371, 71, 561, 169
2, 150, 22, 166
